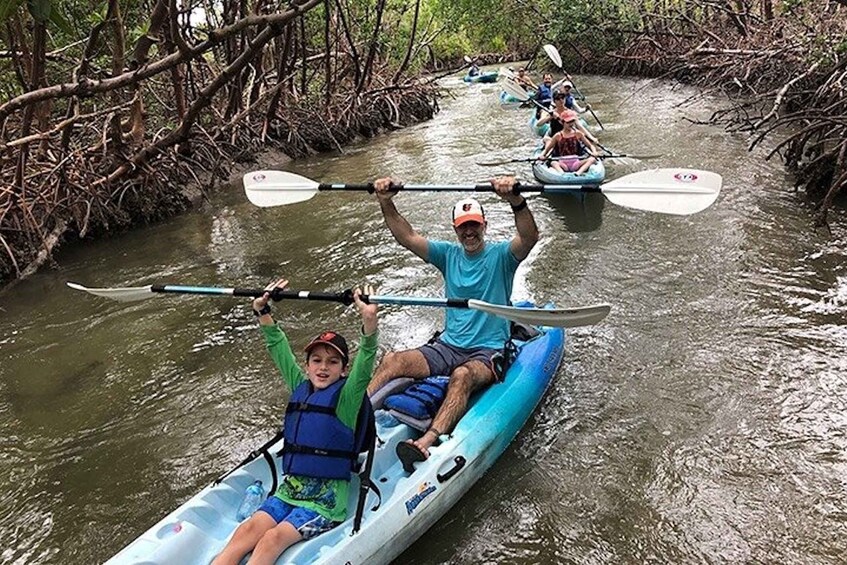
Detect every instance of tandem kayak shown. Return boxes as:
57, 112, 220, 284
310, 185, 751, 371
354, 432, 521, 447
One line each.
530, 146, 606, 186
463, 71, 498, 83
107, 303, 565, 565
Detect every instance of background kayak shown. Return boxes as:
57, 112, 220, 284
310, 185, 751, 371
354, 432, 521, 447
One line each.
463, 71, 498, 83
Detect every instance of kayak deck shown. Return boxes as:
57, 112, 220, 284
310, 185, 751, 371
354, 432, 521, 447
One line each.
530, 146, 606, 186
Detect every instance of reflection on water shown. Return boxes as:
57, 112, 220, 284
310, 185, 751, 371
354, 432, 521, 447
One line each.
1, 67, 847, 564
545, 192, 606, 233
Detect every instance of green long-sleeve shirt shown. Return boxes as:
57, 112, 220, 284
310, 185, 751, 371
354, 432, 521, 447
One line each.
261, 323, 378, 522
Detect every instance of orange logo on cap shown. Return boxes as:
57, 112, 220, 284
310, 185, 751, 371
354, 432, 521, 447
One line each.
320, 332, 336, 340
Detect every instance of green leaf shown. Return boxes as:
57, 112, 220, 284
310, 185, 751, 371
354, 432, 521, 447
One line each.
49, 4, 72, 35
0, 0, 25, 25
26, 0, 51, 22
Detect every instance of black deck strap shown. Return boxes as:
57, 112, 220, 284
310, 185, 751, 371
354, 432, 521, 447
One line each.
279, 443, 357, 460
262, 449, 279, 497
352, 425, 380, 535
491, 339, 518, 383
213, 430, 285, 486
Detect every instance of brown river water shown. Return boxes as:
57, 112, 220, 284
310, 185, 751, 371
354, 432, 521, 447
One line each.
1, 71, 846, 564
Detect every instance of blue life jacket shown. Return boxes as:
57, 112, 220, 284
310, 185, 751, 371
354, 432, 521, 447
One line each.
383, 377, 450, 420
281, 378, 372, 481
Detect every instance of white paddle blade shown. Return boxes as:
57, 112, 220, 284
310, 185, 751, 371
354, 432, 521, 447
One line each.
498, 66, 515, 79
243, 170, 320, 207
602, 169, 722, 216
463, 55, 473, 63
67, 282, 156, 302
501, 79, 531, 102
468, 300, 611, 328
543, 44, 562, 68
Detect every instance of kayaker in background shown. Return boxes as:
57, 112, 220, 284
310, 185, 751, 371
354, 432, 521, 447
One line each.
536, 90, 600, 145
514, 67, 538, 91
533, 73, 556, 118
537, 111, 599, 176
212, 278, 378, 565
560, 81, 590, 114
468, 59, 480, 77
367, 176, 538, 472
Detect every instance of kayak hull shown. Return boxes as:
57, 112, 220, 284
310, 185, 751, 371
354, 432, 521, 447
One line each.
499, 88, 536, 105
107, 305, 565, 565
530, 147, 606, 186
463, 71, 498, 84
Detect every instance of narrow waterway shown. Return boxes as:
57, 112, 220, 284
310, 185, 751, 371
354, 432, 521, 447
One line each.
2, 70, 846, 564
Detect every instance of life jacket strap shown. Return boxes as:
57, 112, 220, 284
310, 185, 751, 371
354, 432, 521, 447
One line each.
286, 401, 337, 415
279, 442, 358, 460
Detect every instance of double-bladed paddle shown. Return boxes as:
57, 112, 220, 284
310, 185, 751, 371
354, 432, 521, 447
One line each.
542, 44, 604, 130
242, 169, 722, 216
66, 282, 610, 328
475, 154, 664, 167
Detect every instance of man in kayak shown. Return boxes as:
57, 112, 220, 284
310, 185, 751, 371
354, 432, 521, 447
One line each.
367, 177, 538, 471
533, 73, 556, 118
514, 67, 537, 91
212, 278, 378, 565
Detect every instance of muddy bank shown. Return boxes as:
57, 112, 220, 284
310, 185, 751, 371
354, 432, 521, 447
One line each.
0, 85, 439, 290
544, 2, 846, 228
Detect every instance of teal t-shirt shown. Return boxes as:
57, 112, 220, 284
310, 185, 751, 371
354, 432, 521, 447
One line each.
427, 240, 520, 349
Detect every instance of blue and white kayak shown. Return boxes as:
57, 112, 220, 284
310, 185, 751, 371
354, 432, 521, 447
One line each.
530, 146, 606, 186
463, 71, 498, 83
529, 113, 550, 137
106, 304, 565, 565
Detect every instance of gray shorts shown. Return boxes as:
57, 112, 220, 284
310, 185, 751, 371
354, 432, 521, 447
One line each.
418, 339, 499, 377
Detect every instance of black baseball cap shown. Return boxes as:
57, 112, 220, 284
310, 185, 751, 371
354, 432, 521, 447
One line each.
305, 331, 350, 365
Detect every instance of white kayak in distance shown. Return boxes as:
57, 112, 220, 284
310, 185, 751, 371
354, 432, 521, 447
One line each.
106, 303, 565, 564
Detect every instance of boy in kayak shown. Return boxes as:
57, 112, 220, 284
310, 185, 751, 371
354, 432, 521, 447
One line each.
212, 278, 378, 565
367, 176, 538, 472
537, 110, 598, 175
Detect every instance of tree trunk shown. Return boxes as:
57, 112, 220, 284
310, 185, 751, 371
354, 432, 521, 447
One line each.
392, 0, 421, 84
357, 0, 387, 93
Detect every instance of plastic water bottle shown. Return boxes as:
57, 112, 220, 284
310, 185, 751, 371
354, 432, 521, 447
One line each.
376, 410, 400, 428
236, 480, 265, 521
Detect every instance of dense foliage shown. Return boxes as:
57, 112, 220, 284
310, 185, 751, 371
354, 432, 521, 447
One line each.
0, 0, 844, 284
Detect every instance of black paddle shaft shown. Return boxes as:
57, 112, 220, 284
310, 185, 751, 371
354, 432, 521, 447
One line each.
150, 285, 359, 305
315, 181, 595, 196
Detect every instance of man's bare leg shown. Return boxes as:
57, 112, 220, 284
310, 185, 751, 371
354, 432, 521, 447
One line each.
410, 360, 495, 455
366, 349, 431, 396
